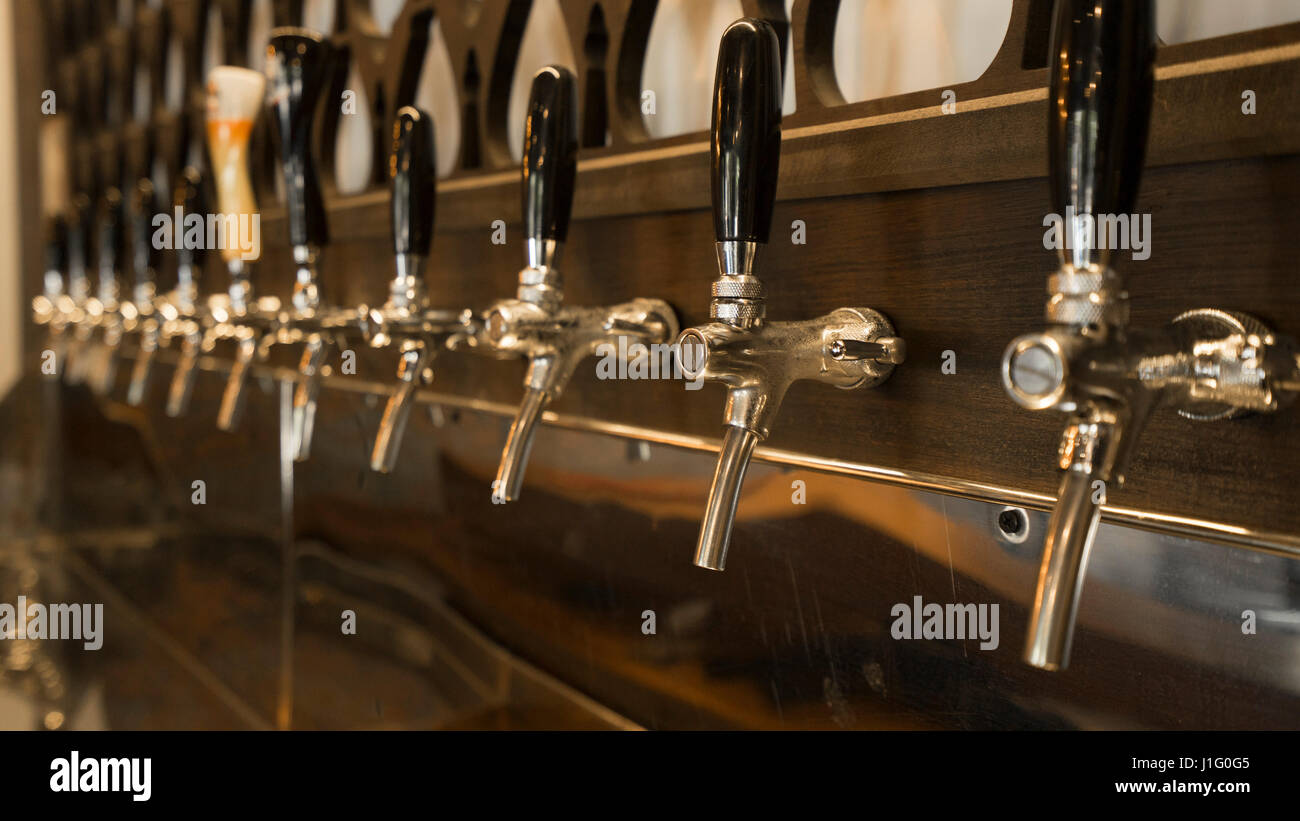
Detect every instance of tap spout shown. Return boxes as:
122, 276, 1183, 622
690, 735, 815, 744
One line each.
370, 343, 433, 473
292, 334, 328, 461
1025, 462, 1104, 670
1024, 414, 1118, 670
693, 425, 760, 571
494, 386, 550, 503
218, 331, 263, 431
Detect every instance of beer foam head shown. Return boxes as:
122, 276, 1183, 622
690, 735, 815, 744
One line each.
206, 66, 265, 124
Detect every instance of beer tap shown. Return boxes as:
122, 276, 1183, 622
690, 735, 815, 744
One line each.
123, 178, 164, 406
479, 66, 678, 502
161, 167, 208, 417
204, 65, 276, 432
54, 195, 96, 383
114, 16, 168, 406
265, 28, 357, 462
1002, 0, 1300, 671
361, 106, 473, 473
676, 19, 905, 572
81, 187, 127, 395
32, 213, 70, 369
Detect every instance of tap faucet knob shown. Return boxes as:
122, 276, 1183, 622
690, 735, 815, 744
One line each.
1048, 0, 1155, 276
265, 30, 332, 260
206, 65, 265, 270
390, 105, 436, 299
521, 66, 577, 273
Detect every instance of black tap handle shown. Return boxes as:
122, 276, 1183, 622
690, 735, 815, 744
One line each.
128, 179, 161, 286
44, 214, 68, 283
711, 18, 782, 246
173, 166, 206, 271
265, 28, 333, 249
67, 193, 92, 287
1048, 0, 1155, 270
390, 106, 436, 258
521, 66, 578, 245
96, 187, 124, 283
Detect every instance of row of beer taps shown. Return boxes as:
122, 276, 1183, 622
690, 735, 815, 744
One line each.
31, 3, 1300, 671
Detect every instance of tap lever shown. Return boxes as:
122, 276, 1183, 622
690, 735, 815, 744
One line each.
522, 66, 578, 272
710, 18, 782, 328
163, 168, 208, 418
712, 18, 782, 249
829, 336, 906, 364
390, 106, 435, 284
127, 180, 161, 302
1048, 0, 1154, 291
172, 167, 207, 308
266, 29, 332, 311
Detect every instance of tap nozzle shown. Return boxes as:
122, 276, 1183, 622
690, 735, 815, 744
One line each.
693, 425, 760, 571
494, 384, 550, 503
1023, 410, 1119, 670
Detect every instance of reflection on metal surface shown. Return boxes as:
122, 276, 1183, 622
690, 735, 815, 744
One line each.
416, 409, 1300, 727
21, 353, 1300, 729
